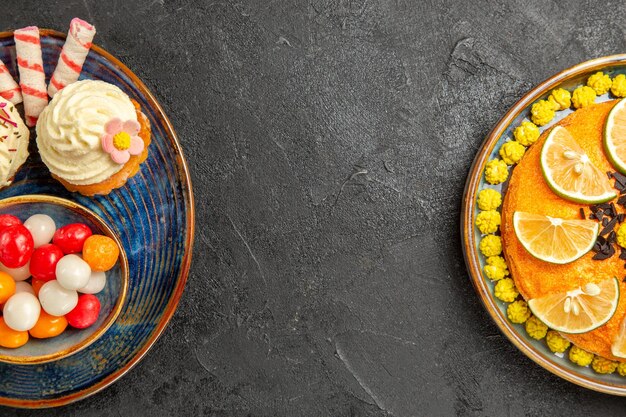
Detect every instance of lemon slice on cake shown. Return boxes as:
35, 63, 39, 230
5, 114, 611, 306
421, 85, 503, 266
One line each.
541, 126, 616, 204
529, 277, 619, 334
611, 317, 626, 358
604, 98, 626, 175
513, 211, 599, 264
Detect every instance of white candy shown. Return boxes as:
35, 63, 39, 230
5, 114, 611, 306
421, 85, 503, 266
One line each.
24, 214, 56, 248
3, 292, 40, 331
78, 271, 106, 294
56, 254, 91, 290
38, 280, 78, 316
0, 260, 30, 281
14, 281, 34, 295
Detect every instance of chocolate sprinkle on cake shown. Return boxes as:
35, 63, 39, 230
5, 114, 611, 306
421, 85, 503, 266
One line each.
612, 172, 626, 190
601, 217, 618, 236
590, 189, 623, 262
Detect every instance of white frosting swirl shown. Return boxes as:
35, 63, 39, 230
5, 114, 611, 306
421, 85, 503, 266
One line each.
0, 97, 29, 186
36, 80, 138, 185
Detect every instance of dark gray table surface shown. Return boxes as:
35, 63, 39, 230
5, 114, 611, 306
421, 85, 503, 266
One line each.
2, 0, 626, 415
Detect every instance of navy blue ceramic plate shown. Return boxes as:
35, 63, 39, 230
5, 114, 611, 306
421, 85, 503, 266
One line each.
0, 30, 194, 408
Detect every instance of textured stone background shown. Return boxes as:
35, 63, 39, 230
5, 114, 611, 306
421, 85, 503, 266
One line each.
2, 0, 626, 415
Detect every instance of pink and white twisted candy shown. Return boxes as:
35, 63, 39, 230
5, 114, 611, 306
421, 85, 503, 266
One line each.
48, 18, 96, 97
14, 26, 47, 126
0, 59, 22, 105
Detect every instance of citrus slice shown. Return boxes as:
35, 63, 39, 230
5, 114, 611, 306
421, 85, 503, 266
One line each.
604, 98, 626, 175
540, 125, 616, 203
611, 317, 626, 358
513, 211, 599, 264
528, 277, 619, 334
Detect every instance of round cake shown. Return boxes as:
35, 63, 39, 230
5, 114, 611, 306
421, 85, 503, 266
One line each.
501, 100, 626, 360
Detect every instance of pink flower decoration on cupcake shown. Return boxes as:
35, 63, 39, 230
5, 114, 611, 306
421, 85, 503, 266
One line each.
101, 118, 144, 164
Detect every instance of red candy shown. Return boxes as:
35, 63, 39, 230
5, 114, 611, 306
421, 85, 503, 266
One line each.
31, 278, 45, 296
52, 223, 92, 254
65, 294, 100, 329
29, 244, 64, 281
0, 225, 34, 268
0, 215, 21, 232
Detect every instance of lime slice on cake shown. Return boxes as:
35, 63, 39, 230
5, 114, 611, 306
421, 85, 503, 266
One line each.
540, 125, 616, 203
611, 317, 626, 358
529, 277, 619, 334
513, 211, 599, 264
604, 98, 626, 174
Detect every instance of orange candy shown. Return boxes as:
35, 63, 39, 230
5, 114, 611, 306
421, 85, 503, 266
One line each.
31, 278, 45, 297
0, 317, 28, 348
29, 311, 68, 339
82, 235, 119, 272
0, 271, 15, 304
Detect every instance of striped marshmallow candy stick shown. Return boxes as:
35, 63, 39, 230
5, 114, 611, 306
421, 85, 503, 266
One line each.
0, 58, 22, 105
48, 18, 96, 97
14, 26, 47, 127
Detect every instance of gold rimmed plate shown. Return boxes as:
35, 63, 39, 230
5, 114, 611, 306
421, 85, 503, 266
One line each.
0, 30, 194, 408
462, 54, 626, 395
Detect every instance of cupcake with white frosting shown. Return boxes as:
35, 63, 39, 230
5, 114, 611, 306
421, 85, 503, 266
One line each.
0, 97, 30, 187
36, 80, 151, 196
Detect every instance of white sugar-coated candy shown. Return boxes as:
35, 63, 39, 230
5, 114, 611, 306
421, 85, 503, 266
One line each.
56, 254, 91, 290
0, 260, 30, 281
24, 214, 56, 248
14, 281, 35, 295
3, 292, 40, 331
38, 280, 78, 316
78, 271, 106, 294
